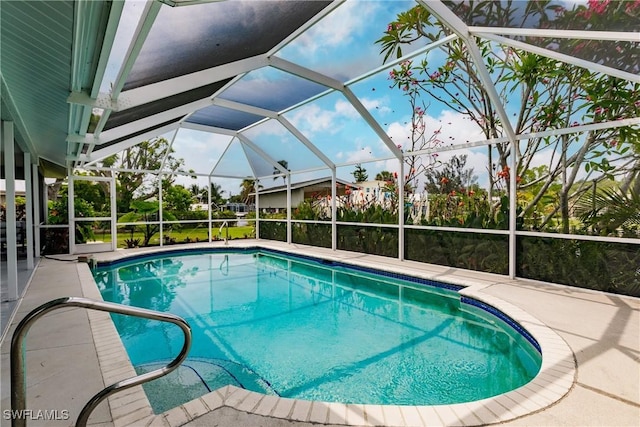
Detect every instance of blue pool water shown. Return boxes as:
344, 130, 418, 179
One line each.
94, 249, 541, 413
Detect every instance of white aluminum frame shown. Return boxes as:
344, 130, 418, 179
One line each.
57, 0, 640, 294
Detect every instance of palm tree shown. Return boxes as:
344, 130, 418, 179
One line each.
240, 179, 261, 204
209, 182, 225, 206
574, 183, 640, 236
375, 171, 394, 182
273, 160, 289, 184
188, 184, 203, 203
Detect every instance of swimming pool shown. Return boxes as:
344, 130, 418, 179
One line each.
93, 248, 541, 414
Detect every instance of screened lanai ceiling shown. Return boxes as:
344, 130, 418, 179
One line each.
2, 0, 639, 185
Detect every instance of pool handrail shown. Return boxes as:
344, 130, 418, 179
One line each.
10, 296, 192, 427
220, 253, 229, 276
219, 220, 229, 245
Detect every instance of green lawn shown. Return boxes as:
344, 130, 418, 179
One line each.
91, 225, 255, 248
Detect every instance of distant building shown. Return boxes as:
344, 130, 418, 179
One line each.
252, 177, 352, 212
190, 203, 209, 211
348, 180, 388, 202
190, 202, 255, 216
220, 202, 253, 216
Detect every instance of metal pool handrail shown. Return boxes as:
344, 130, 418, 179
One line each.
10, 296, 192, 427
219, 220, 229, 245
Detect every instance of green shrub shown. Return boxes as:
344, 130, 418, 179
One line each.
259, 221, 286, 241
405, 229, 509, 274
337, 225, 399, 257
517, 236, 640, 297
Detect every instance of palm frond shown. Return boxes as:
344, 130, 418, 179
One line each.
575, 185, 640, 234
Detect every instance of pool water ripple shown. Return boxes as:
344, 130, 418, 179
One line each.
94, 249, 542, 414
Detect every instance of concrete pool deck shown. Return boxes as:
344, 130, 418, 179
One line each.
1, 240, 638, 426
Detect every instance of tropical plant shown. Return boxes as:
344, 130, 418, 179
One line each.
240, 179, 260, 204
72, 177, 109, 214
378, 1, 640, 233
293, 200, 331, 221
118, 200, 177, 247
163, 184, 194, 212
518, 236, 640, 297
375, 171, 394, 181
352, 164, 369, 182
209, 182, 226, 206
47, 191, 96, 243
423, 154, 478, 195
273, 160, 289, 184
337, 225, 398, 258
405, 228, 508, 275
386, 59, 443, 191
574, 183, 640, 237
92, 137, 188, 212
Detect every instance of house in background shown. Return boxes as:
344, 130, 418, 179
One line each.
253, 177, 353, 212
348, 180, 389, 202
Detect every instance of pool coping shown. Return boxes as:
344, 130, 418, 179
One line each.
82, 242, 576, 427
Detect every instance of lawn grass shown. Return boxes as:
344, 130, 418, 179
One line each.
91, 225, 255, 248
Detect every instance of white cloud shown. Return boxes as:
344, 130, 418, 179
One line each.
384, 109, 485, 154
346, 146, 377, 163
288, 101, 352, 136
361, 97, 392, 116
171, 129, 232, 176
290, 1, 379, 58
387, 122, 411, 148
335, 99, 360, 119
245, 119, 288, 137
352, 109, 494, 191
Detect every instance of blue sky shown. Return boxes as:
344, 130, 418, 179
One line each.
165, 0, 489, 195
96, 0, 597, 199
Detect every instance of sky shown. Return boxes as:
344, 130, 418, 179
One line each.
93, 0, 597, 199
120, 0, 488, 195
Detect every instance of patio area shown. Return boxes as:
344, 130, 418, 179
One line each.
1, 240, 638, 427
1, 1, 639, 425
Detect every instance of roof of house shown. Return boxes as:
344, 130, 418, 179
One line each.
253, 177, 355, 196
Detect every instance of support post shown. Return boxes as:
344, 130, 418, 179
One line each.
255, 180, 260, 240
398, 159, 405, 261
159, 175, 163, 247
207, 176, 212, 243
2, 121, 18, 300
32, 164, 41, 258
286, 175, 292, 244
68, 170, 75, 254
331, 169, 337, 251
24, 153, 34, 269
509, 141, 517, 278
110, 176, 117, 251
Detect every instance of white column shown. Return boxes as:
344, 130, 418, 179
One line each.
398, 159, 405, 261
331, 169, 336, 251
159, 175, 163, 246
32, 163, 41, 258
207, 176, 212, 243
509, 141, 517, 278
286, 175, 292, 244
68, 170, 75, 254
24, 152, 34, 269
2, 121, 18, 300
255, 180, 260, 240
110, 175, 117, 251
